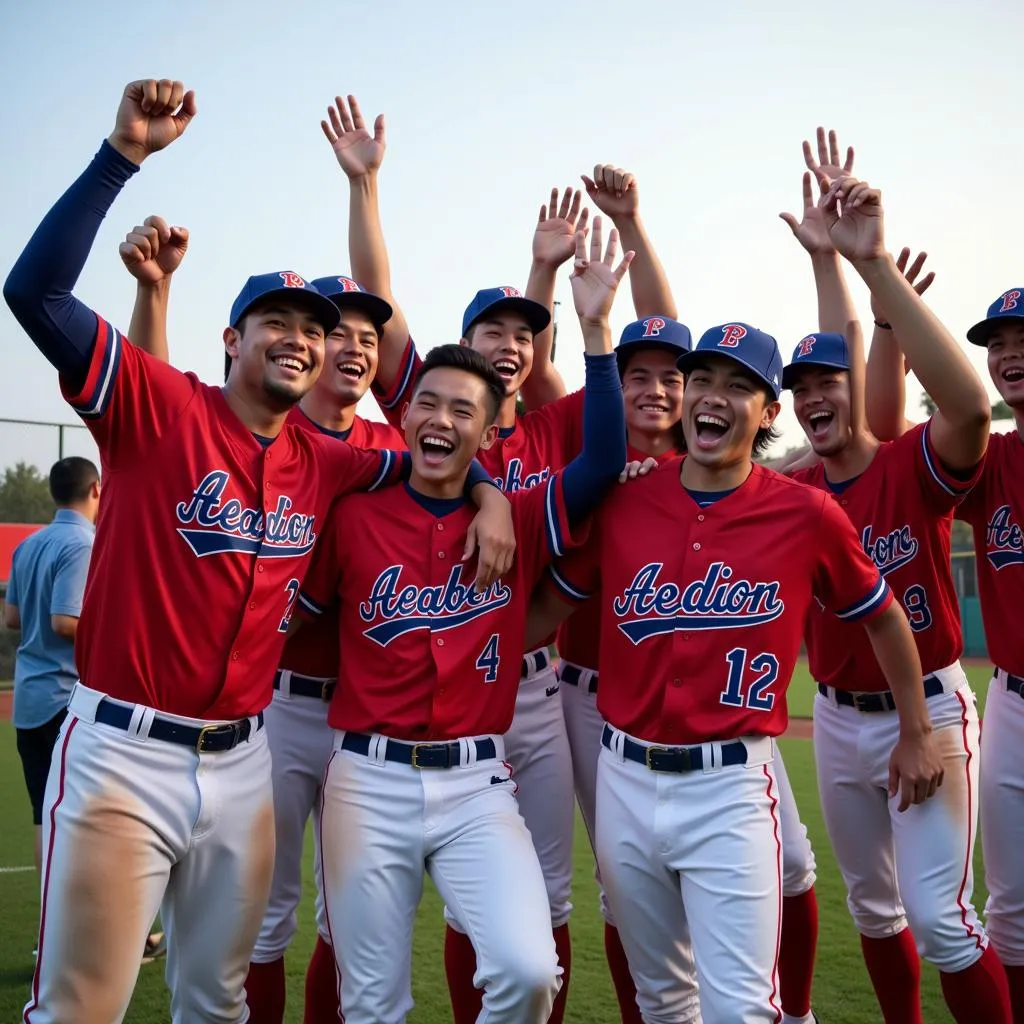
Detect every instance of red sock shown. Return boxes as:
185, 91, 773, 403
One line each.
245, 957, 286, 1024
303, 935, 341, 1024
1005, 964, 1024, 1024
940, 944, 1013, 1024
860, 931, 923, 1024
445, 925, 483, 1024
604, 923, 642, 1024
549, 923, 571, 1024
779, 888, 818, 1017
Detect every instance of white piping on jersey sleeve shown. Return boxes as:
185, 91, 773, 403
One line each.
835, 577, 891, 622
920, 422, 973, 498
543, 476, 566, 558
75, 321, 123, 420
548, 563, 591, 603
369, 449, 396, 492
298, 591, 327, 617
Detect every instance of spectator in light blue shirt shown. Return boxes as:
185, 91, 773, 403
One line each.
3, 456, 99, 868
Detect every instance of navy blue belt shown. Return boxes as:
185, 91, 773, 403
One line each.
341, 732, 497, 769
1002, 671, 1024, 699
521, 647, 550, 678
602, 724, 747, 773
95, 700, 264, 753
818, 673, 945, 713
560, 664, 598, 694
274, 669, 335, 702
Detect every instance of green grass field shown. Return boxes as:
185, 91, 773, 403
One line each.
0, 688, 995, 1023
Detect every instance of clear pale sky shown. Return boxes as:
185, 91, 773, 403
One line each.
1, 0, 1021, 471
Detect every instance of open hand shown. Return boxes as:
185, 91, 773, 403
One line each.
321, 94, 385, 179
569, 217, 634, 326
814, 172, 886, 263
108, 79, 196, 166
119, 216, 189, 286
533, 188, 589, 269
780, 172, 834, 256
581, 165, 639, 220
872, 247, 935, 324
618, 457, 659, 482
803, 127, 855, 185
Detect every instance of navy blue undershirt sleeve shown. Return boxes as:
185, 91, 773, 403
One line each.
3, 140, 140, 391
562, 352, 627, 525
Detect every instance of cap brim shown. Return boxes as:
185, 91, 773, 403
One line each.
616, 339, 690, 374
324, 291, 394, 329
780, 359, 850, 390
677, 349, 781, 399
234, 288, 341, 335
468, 297, 552, 337
966, 315, 1024, 346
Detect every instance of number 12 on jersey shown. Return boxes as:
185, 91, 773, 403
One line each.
476, 634, 501, 683
719, 647, 779, 711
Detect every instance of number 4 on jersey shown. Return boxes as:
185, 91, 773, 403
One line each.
720, 647, 779, 711
476, 633, 500, 683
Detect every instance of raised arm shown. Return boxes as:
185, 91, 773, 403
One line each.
582, 164, 676, 320
321, 94, 412, 394
780, 129, 865, 434
520, 187, 590, 410
4, 80, 195, 389
559, 218, 631, 524
119, 215, 190, 363
819, 173, 990, 470
865, 248, 934, 441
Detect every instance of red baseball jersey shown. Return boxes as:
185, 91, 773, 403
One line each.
792, 421, 980, 692
956, 430, 1024, 675
374, 340, 584, 492
548, 461, 891, 744
62, 316, 404, 719
278, 407, 407, 679
299, 475, 581, 740
557, 444, 680, 670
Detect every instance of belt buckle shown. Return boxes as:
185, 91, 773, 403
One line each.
321, 680, 334, 702
852, 692, 877, 713
644, 744, 683, 772
411, 743, 448, 769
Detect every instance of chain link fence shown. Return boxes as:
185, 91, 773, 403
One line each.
0, 416, 98, 477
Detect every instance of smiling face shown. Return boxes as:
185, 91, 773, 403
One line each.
790, 366, 854, 456
986, 323, 1024, 408
316, 308, 380, 407
402, 366, 499, 496
621, 348, 685, 442
463, 312, 535, 396
682, 355, 780, 468
223, 299, 326, 408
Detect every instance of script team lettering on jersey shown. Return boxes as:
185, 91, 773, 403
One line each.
610, 561, 784, 645
358, 563, 513, 646
985, 505, 1024, 570
861, 523, 919, 576
495, 458, 552, 494
175, 470, 318, 558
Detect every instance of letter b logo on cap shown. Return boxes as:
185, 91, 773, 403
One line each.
797, 335, 816, 357
1000, 290, 1021, 312
719, 324, 747, 348
279, 272, 307, 289
501, 287, 522, 298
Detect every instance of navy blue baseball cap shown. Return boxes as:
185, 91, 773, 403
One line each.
229, 271, 340, 335
310, 275, 393, 330
615, 316, 693, 375
461, 287, 551, 338
781, 332, 851, 389
967, 288, 1024, 346
677, 323, 784, 399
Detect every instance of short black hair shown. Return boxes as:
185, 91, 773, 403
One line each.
413, 344, 506, 423
49, 457, 99, 505
753, 424, 782, 458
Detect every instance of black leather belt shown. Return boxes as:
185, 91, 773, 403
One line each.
95, 700, 263, 753
818, 674, 945, 713
560, 663, 598, 694
274, 669, 335, 702
1002, 671, 1024, 700
340, 732, 497, 769
602, 724, 747, 773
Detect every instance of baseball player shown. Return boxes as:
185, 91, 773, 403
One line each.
784, 169, 1012, 1023
293, 220, 632, 1023
865, 287, 1024, 1022
3, 78, 515, 1024
525, 321, 943, 1024
119, 230, 515, 1024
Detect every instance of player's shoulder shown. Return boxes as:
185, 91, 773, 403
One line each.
985, 427, 1024, 463
519, 389, 583, 430
751, 463, 831, 515
351, 415, 407, 450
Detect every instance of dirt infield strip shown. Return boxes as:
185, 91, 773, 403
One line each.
0, 688, 819, 736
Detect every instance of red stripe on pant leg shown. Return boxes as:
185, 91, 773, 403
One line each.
316, 752, 344, 1019
24, 717, 79, 1024
953, 690, 984, 949
763, 763, 783, 1024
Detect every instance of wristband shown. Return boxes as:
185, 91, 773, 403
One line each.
873, 319, 892, 330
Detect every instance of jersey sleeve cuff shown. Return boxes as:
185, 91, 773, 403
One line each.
547, 562, 592, 604
921, 420, 982, 498
543, 474, 593, 558
835, 577, 893, 622
59, 313, 123, 419
372, 337, 420, 410
298, 590, 327, 619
